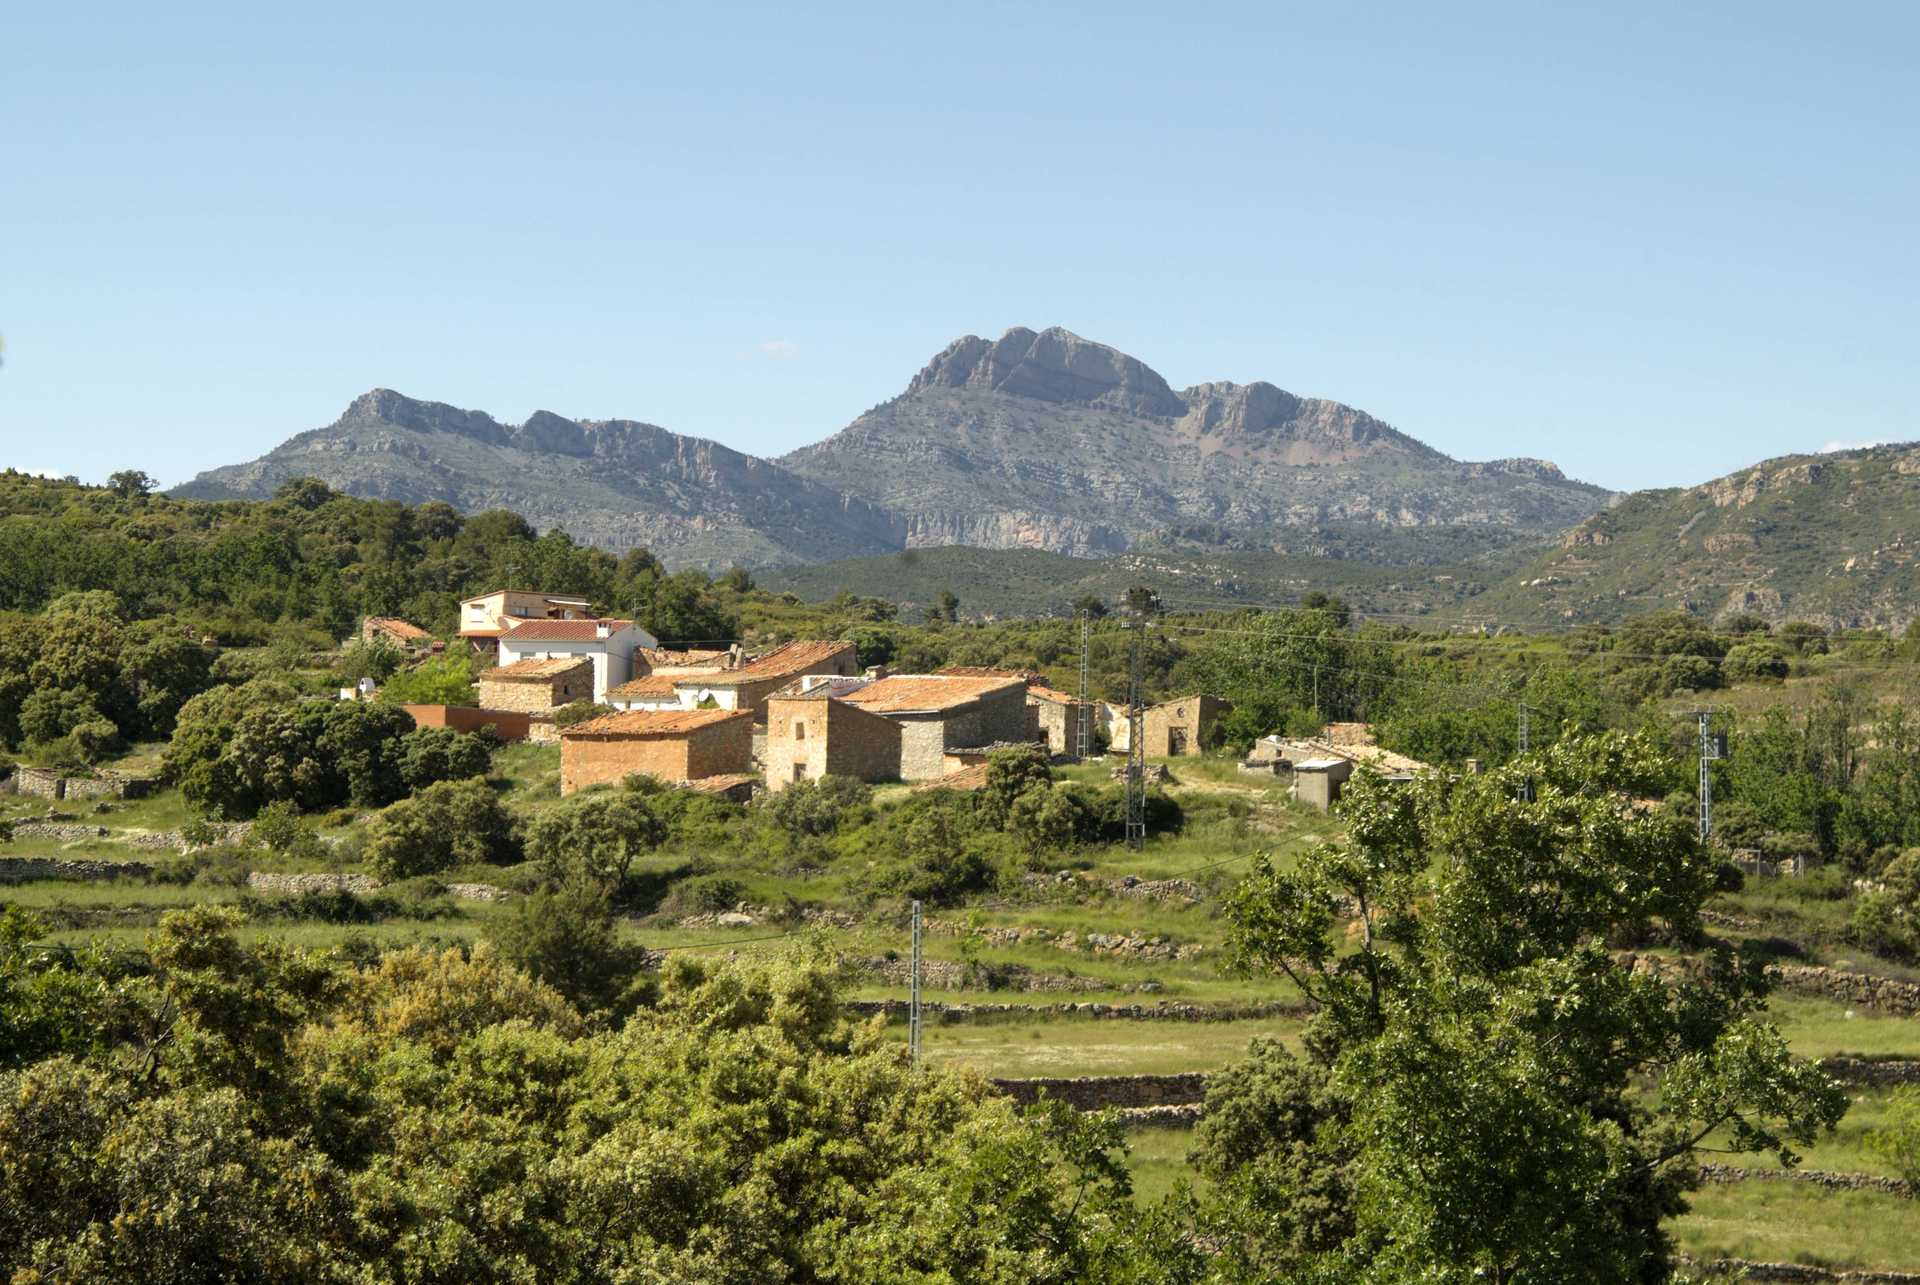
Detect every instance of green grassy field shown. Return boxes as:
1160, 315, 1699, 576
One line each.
1673, 1183, 1920, 1271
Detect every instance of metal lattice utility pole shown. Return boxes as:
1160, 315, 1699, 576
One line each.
1518, 702, 1531, 755
1076, 612, 1092, 761
909, 899, 922, 1064
1125, 625, 1146, 850
1697, 710, 1724, 842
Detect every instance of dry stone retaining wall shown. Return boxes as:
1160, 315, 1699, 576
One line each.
1684, 1259, 1920, 1284
0, 857, 151, 883
992, 1073, 1209, 1110
844, 998, 1311, 1023
1698, 1163, 1914, 1197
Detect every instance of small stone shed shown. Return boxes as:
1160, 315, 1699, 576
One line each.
1114, 695, 1231, 757
360, 617, 434, 650
559, 708, 754, 795
477, 657, 594, 714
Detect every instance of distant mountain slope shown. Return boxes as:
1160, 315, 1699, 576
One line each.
174, 390, 904, 570
174, 326, 1613, 573
779, 326, 1612, 555
759, 526, 1536, 621
1467, 443, 1920, 629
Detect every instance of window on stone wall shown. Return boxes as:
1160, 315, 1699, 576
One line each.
793, 720, 807, 740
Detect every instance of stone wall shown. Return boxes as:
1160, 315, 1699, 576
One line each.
1820, 1057, 1920, 1087
11, 767, 66, 799
895, 716, 952, 781
1699, 1163, 1913, 1197
991, 1073, 1209, 1110
4, 768, 154, 801
1771, 964, 1920, 1016
1683, 1258, 1920, 1284
245, 871, 384, 896
0, 857, 150, 883
8, 822, 111, 844
843, 998, 1312, 1022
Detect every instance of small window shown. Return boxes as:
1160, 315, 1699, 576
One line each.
793, 720, 807, 740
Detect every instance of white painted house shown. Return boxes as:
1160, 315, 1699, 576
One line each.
495, 618, 656, 704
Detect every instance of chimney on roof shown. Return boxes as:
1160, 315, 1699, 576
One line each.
864, 664, 889, 681
728, 643, 744, 668
595, 622, 612, 640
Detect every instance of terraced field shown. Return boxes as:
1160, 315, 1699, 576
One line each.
5, 744, 1919, 1277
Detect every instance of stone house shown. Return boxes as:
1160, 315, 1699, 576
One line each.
763, 689, 903, 790
934, 667, 1092, 760
496, 618, 656, 704
763, 673, 1032, 791
360, 617, 434, 650
1027, 685, 1095, 760
458, 589, 595, 656
1108, 695, 1231, 756
1291, 756, 1355, 811
476, 657, 594, 713
671, 640, 859, 720
558, 708, 754, 795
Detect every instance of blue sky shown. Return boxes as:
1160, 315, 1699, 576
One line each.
2, 2, 1914, 492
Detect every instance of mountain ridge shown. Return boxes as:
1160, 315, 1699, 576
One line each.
175, 325, 1612, 570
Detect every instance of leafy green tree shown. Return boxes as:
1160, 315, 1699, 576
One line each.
1070, 593, 1108, 620
378, 650, 477, 705
1220, 732, 1848, 1283
1723, 639, 1791, 683
525, 788, 666, 890
486, 883, 654, 1016
364, 777, 518, 878
337, 636, 405, 685
120, 627, 216, 738
1123, 584, 1160, 615
396, 726, 493, 792
106, 469, 157, 499
933, 588, 961, 623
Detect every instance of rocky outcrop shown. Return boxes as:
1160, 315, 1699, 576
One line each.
908, 327, 1188, 418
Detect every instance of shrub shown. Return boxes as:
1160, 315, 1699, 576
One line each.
1848, 893, 1916, 962
552, 701, 614, 729
663, 874, 749, 916
397, 726, 494, 792
525, 790, 666, 891
487, 883, 656, 1016
250, 801, 326, 861
760, 775, 873, 838
364, 778, 518, 880
1723, 640, 1791, 683
1864, 1085, 1920, 1189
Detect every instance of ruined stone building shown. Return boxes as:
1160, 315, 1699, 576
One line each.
764, 672, 1032, 790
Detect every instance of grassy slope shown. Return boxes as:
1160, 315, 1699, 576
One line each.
1464, 443, 1920, 629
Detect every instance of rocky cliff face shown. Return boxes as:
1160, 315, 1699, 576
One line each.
780, 326, 1611, 550
174, 325, 1615, 570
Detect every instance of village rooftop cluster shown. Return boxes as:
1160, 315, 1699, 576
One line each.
361, 588, 1426, 807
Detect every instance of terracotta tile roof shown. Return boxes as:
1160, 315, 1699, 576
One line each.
561, 708, 752, 737
501, 618, 635, 642
684, 773, 756, 795
913, 763, 993, 792
640, 647, 730, 668
840, 674, 1026, 715
365, 617, 432, 641
937, 665, 1043, 681
605, 674, 685, 700
459, 627, 508, 639
679, 640, 853, 687
1027, 685, 1083, 705
484, 657, 593, 682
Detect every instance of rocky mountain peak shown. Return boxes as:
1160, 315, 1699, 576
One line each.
510, 410, 592, 457
339, 388, 509, 445
906, 325, 1187, 418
